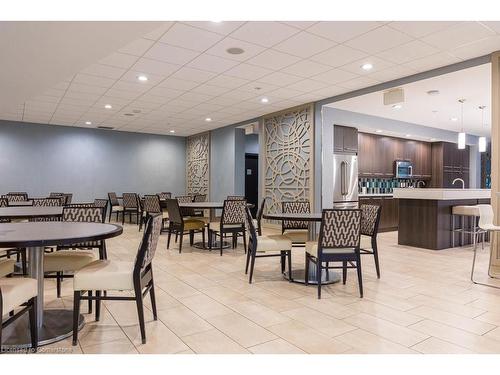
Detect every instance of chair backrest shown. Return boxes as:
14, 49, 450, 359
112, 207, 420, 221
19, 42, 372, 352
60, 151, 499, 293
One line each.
135, 213, 163, 273
122, 193, 138, 209
166, 198, 183, 225
227, 195, 245, 200
94, 199, 108, 209
318, 209, 361, 253
194, 194, 207, 202
159, 192, 172, 200
8, 191, 28, 197
478, 204, 495, 229
3, 193, 27, 202
62, 206, 105, 223
32, 198, 62, 207
143, 195, 162, 214
176, 195, 193, 203
0, 198, 8, 207
282, 201, 310, 231
108, 192, 119, 206
256, 198, 267, 236
360, 204, 382, 237
63, 193, 73, 205
221, 199, 246, 226
49, 192, 63, 198
245, 206, 258, 254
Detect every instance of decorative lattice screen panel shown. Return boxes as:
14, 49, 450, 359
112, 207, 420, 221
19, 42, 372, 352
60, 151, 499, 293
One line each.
186, 132, 210, 195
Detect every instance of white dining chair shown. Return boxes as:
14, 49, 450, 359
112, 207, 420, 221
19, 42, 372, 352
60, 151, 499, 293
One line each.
471, 204, 500, 289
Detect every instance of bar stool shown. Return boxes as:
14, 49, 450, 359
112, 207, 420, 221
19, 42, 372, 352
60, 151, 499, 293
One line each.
471, 204, 500, 289
451, 205, 486, 248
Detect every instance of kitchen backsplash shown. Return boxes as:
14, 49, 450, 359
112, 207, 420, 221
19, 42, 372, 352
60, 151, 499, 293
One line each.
358, 177, 426, 194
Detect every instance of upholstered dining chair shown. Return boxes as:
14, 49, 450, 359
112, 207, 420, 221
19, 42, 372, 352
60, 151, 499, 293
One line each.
166, 199, 205, 253
72, 214, 163, 345
107, 192, 124, 222
176, 195, 195, 217
245, 207, 294, 283
305, 209, 363, 299
159, 192, 172, 200
359, 204, 382, 279
282, 201, 310, 246
227, 195, 245, 200
209, 199, 247, 256
0, 277, 38, 352
140, 195, 167, 231
122, 193, 140, 225
255, 198, 268, 236
2, 193, 27, 203
0, 198, 26, 276
7, 192, 28, 199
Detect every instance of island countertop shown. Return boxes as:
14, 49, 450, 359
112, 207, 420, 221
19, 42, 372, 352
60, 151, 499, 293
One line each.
393, 188, 491, 200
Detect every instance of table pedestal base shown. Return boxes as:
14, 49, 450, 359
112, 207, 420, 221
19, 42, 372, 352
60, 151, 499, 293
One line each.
2, 309, 84, 349
192, 241, 231, 250
285, 261, 341, 285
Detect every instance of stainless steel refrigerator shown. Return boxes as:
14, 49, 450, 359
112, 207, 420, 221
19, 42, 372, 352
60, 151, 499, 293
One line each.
333, 154, 358, 209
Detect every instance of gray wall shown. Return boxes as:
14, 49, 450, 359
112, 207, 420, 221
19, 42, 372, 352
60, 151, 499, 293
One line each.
0, 120, 186, 201
244, 134, 259, 154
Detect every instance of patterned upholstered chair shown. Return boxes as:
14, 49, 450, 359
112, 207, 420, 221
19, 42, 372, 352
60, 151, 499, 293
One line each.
166, 199, 205, 253
44, 206, 106, 301
7, 192, 28, 199
359, 204, 382, 279
191, 194, 208, 219
2, 193, 27, 204
305, 209, 363, 299
282, 201, 310, 245
158, 192, 171, 209
122, 193, 140, 225
245, 207, 294, 283
140, 195, 167, 231
255, 198, 268, 236
32, 198, 61, 207
0, 277, 38, 352
107, 192, 123, 222
72, 214, 162, 345
227, 195, 245, 200
176, 195, 195, 217
0, 198, 26, 276
93, 198, 108, 209
209, 199, 247, 256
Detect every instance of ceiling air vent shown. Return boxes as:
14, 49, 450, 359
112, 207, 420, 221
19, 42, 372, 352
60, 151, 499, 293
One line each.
97, 126, 114, 130
383, 87, 405, 106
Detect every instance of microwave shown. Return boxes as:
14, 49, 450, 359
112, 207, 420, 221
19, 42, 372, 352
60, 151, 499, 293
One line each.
395, 160, 413, 178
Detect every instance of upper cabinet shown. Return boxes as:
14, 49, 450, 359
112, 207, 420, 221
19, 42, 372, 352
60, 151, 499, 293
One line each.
431, 142, 470, 188
334, 125, 358, 154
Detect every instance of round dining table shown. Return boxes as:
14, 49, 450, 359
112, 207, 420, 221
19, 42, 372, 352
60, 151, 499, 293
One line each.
0, 221, 122, 348
263, 212, 340, 285
0, 206, 63, 219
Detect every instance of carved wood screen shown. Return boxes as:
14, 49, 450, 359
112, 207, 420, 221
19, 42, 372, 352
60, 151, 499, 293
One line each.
186, 132, 210, 195
262, 104, 314, 214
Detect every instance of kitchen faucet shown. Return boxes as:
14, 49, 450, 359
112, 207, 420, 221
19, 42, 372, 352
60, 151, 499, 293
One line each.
417, 181, 426, 188
452, 178, 465, 189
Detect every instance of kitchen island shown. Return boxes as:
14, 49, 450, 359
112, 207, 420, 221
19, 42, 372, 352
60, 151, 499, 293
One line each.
393, 188, 491, 250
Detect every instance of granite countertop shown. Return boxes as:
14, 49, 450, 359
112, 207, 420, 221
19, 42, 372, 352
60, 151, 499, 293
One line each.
393, 188, 491, 200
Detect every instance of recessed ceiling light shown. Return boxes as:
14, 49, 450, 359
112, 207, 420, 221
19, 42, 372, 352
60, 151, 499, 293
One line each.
450, 117, 458, 122
169, 130, 175, 133
260, 97, 269, 104
137, 75, 148, 82
226, 47, 245, 55
361, 63, 373, 71
104, 104, 112, 109
392, 104, 402, 110
375, 129, 383, 133
427, 90, 440, 96
205, 117, 212, 122
85, 121, 92, 125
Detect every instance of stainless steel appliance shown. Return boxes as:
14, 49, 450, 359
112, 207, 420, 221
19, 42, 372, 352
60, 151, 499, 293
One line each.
333, 154, 358, 209
394, 160, 413, 179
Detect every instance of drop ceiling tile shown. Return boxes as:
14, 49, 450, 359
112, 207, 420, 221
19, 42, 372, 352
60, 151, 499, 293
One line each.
281, 21, 318, 30
119, 38, 155, 56
246, 49, 301, 70
67, 83, 108, 95
306, 21, 384, 43
206, 96, 243, 106
266, 87, 304, 99
310, 44, 368, 67
193, 102, 226, 112
178, 91, 213, 103
95, 96, 130, 107
345, 25, 413, 54
230, 22, 299, 47
160, 23, 224, 52
187, 54, 240, 73
170, 67, 217, 83
112, 80, 151, 93
31, 95, 61, 103
52, 81, 71, 90
338, 76, 381, 90
144, 43, 200, 65
183, 21, 246, 36
120, 70, 165, 86
99, 52, 138, 69
257, 71, 304, 86
402, 52, 462, 72
146, 86, 185, 99
167, 98, 202, 108
422, 21, 494, 50
218, 90, 259, 101
63, 91, 100, 101
73, 74, 116, 88
59, 97, 95, 106
206, 75, 249, 89
132, 58, 180, 76
450, 35, 500, 60
143, 22, 175, 40
132, 95, 168, 105
224, 63, 273, 80
292, 91, 329, 103
388, 21, 460, 38
205, 37, 266, 62
376, 40, 440, 64
42, 88, 66, 97
368, 64, 418, 82
105, 88, 142, 100
340, 56, 394, 75
281, 59, 332, 78
80, 64, 126, 79
216, 106, 246, 115
287, 79, 330, 92
190, 84, 233, 96
273, 31, 337, 58
481, 21, 500, 34
158, 77, 200, 90
238, 81, 281, 94
128, 100, 162, 110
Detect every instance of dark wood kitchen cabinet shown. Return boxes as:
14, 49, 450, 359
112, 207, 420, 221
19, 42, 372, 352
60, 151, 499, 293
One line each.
431, 141, 469, 188
334, 125, 358, 154
359, 196, 399, 232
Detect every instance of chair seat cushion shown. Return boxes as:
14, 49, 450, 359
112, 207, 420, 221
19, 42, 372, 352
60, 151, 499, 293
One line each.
0, 277, 37, 315
283, 229, 308, 243
360, 234, 372, 250
74, 260, 134, 291
257, 235, 292, 252
452, 205, 480, 216
183, 219, 206, 231
162, 211, 169, 219
209, 221, 243, 232
111, 205, 124, 212
305, 241, 356, 258
0, 258, 16, 278
44, 250, 96, 272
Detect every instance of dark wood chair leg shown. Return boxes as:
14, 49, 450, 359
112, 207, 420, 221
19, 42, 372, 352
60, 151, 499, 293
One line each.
56, 272, 62, 298
342, 261, 347, 285
72, 291, 81, 345
287, 250, 293, 282
248, 251, 256, 283
201, 228, 206, 249
134, 288, 147, 344
317, 261, 322, 299
149, 281, 158, 321
28, 297, 38, 351
242, 228, 247, 254
280, 252, 286, 273
87, 291, 92, 314
95, 291, 101, 321
304, 254, 310, 286
220, 232, 223, 256
189, 230, 194, 246
372, 241, 381, 279
356, 253, 364, 298
167, 226, 172, 249
178, 232, 184, 254
245, 248, 251, 274
21, 249, 27, 276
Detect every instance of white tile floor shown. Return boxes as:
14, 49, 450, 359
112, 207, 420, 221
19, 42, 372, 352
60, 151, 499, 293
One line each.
36, 223, 500, 354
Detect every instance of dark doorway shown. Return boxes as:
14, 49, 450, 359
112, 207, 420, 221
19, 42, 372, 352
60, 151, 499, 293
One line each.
245, 153, 258, 216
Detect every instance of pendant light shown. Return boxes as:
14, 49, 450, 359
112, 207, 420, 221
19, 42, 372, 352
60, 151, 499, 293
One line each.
478, 105, 487, 153
458, 98, 466, 149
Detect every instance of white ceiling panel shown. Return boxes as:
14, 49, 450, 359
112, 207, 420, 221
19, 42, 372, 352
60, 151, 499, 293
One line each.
187, 54, 240, 73
376, 40, 439, 64
345, 25, 413, 54
311, 69, 358, 85
306, 21, 384, 43
257, 71, 304, 87
207, 75, 249, 89
310, 44, 368, 68
118, 38, 155, 56
98, 52, 139, 69
246, 49, 301, 70
159, 23, 224, 52
388, 21, 458, 38
144, 43, 200, 65
224, 63, 273, 80
204, 37, 266, 62
230, 22, 299, 48
281, 60, 332, 78
80, 64, 126, 79
132, 58, 180, 76
183, 21, 245, 36
273, 32, 337, 58
422, 22, 494, 51
170, 67, 217, 83
403, 52, 462, 72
